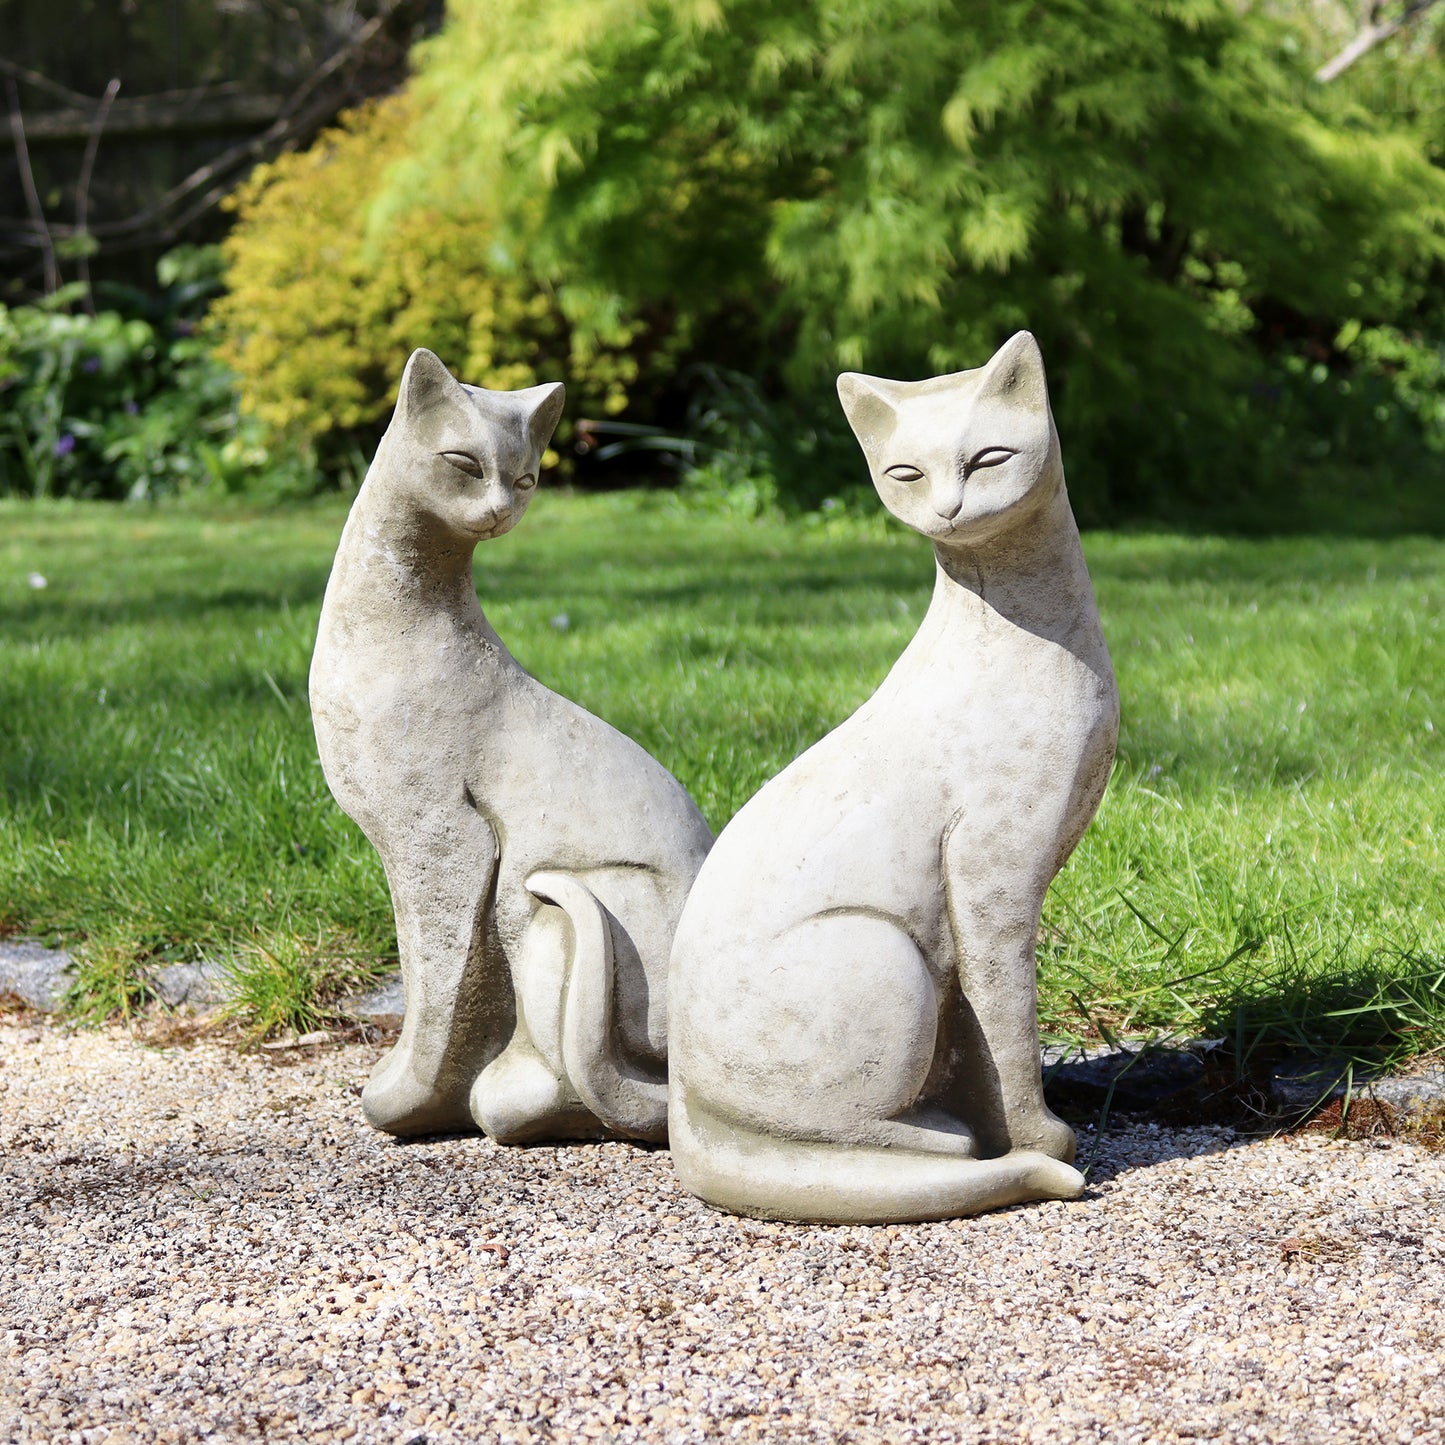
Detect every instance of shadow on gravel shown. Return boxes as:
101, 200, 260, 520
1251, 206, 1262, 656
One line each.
1075, 1121, 1241, 1188
1049, 1037, 1445, 1188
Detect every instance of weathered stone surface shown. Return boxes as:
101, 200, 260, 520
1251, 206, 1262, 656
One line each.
1268, 1052, 1445, 1118
341, 975, 405, 1030
1270, 1053, 1356, 1113
1368, 1066, 1445, 1116
0, 940, 75, 1012
668, 333, 1119, 1222
151, 960, 232, 1010
311, 350, 713, 1146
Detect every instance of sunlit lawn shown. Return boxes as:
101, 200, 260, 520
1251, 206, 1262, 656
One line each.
1, 491, 1441, 1065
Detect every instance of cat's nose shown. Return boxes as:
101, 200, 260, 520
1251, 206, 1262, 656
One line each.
932, 494, 965, 522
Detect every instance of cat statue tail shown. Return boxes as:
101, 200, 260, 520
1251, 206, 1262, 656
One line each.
525, 870, 669, 1144
669, 1090, 1086, 1224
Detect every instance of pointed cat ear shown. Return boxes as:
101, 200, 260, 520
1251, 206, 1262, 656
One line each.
836, 373, 906, 450
397, 348, 460, 416
976, 331, 1048, 410
513, 381, 566, 454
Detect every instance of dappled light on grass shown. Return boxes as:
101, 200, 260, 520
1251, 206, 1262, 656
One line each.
1040, 768, 1445, 1074
1040, 530, 1444, 1069
0, 494, 1441, 1056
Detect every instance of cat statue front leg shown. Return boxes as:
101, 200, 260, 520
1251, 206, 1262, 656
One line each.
942, 816, 1077, 1164
362, 806, 507, 1136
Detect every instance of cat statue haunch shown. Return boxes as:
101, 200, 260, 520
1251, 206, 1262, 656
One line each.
311, 349, 713, 1144
668, 332, 1119, 1222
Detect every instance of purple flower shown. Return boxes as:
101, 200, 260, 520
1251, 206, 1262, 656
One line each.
125, 401, 139, 416
82, 357, 101, 373
53, 434, 75, 457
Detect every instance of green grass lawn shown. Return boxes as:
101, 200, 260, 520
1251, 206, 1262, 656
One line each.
1, 491, 1442, 1071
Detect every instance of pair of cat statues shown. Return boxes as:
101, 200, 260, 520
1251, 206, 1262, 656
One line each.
309, 332, 1120, 1226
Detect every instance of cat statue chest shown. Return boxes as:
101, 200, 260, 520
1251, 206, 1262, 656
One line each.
667, 332, 1119, 1224
314, 542, 525, 837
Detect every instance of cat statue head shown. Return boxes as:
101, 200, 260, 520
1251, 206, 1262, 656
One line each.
837, 331, 1062, 549
380, 348, 566, 544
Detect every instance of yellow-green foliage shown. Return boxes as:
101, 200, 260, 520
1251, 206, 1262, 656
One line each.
212, 95, 643, 455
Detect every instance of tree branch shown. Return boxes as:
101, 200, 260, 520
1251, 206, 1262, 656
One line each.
75, 79, 122, 312
22, 92, 284, 145
7, 80, 58, 293
113, 0, 414, 242
1315, 0, 1444, 82
0, 56, 94, 109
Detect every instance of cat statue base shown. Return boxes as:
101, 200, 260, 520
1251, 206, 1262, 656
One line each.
668, 333, 1119, 1222
311, 349, 713, 1145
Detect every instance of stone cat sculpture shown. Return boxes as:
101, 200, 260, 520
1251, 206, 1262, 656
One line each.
668, 332, 1119, 1222
311, 349, 714, 1144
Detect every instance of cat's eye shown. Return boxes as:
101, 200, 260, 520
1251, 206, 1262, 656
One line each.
513, 473, 537, 491
966, 447, 1016, 472
438, 451, 484, 476
884, 464, 925, 483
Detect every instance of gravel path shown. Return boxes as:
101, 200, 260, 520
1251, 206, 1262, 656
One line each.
2, 1017, 1443, 1444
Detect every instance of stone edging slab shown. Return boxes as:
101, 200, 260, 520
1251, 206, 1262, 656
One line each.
5, 943, 1442, 1123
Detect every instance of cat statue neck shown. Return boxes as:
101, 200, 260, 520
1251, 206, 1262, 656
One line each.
311, 348, 714, 1144
667, 332, 1119, 1222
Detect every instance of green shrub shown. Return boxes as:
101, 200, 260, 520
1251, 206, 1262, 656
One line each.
0, 250, 307, 501
374, 0, 1445, 522
212, 95, 667, 474
675, 366, 862, 517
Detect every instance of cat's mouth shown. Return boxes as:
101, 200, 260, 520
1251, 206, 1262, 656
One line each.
463, 511, 515, 541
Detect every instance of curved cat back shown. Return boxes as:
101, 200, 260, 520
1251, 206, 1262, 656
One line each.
667, 331, 1119, 1223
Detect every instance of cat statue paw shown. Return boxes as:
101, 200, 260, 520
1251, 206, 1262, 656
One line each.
311, 349, 714, 1144
668, 332, 1119, 1221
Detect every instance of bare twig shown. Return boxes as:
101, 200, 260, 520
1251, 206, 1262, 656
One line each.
6, 79, 58, 294
81, 0, 409, 244
23, 93, 283, 145
1315, 0, 1444, 82
0, 226, 52, 247
94, 89, 355, 243
0, 63, 256, 116
273, 0, 409, 125
110, 79, 254, 106
75, 78, 121, 313
0, 56, 93, 109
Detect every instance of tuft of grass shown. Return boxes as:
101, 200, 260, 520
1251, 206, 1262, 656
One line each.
1037, 529, 1444, 1074
1, 492, 1442, 1071
1197, 951, 1445, 1076
221, 926, 378, 1040
65, 941, 157, 1025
